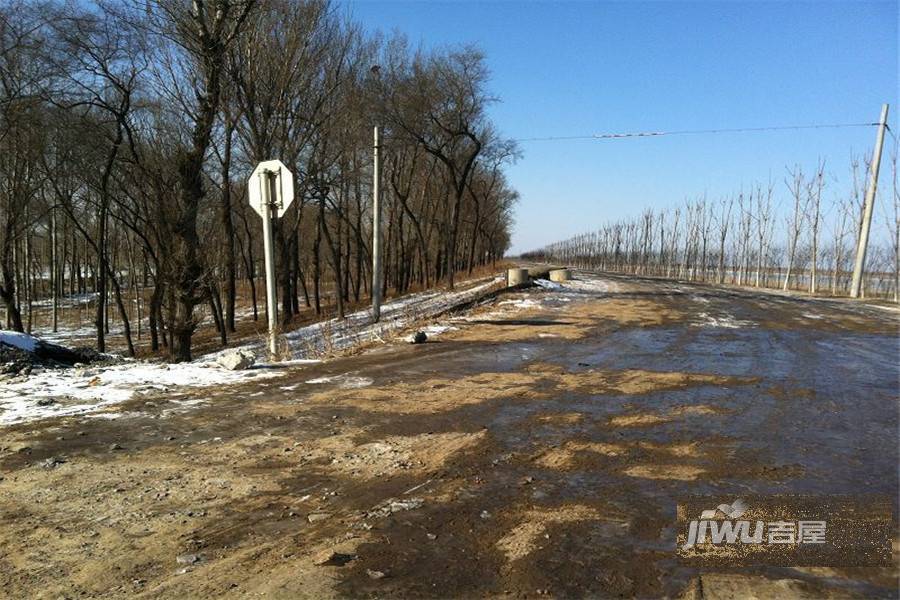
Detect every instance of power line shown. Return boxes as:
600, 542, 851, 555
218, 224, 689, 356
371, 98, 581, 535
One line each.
513, 122, 878, 143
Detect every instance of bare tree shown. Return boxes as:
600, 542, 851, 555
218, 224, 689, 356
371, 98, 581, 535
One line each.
754, 181, 774, 288
783, 166, 808, 291
714, 196, 732, 284
146, 0, 256, 361
0, 1, 50, 331
0, 0, 520, 361
806, 160, 825, 294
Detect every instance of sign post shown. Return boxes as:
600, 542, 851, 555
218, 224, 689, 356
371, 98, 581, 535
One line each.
248, 160, 294, 359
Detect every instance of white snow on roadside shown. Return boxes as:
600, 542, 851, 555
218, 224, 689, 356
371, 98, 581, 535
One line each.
0, 330, 38, 352
305, 374, 373, 389
1, 271, 633, 427
803, 313, 824, 320
0, 360, 286, 425
85, 410, 147, 420
865, 303, 900, 313
422, 324, 458, 336
692, 312, 753, 329
498, 298, 542, 309
0, 275, 502, 427
209, 274, 505, 362
563, 277, 620, 294
160, 398, 208, 417
452, 271, 622, 321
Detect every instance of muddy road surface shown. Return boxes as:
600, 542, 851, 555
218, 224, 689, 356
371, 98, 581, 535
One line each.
1, 271, 897, 598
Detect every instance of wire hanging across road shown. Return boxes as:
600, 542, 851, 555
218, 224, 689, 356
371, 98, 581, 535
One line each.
513, 122, 879, 143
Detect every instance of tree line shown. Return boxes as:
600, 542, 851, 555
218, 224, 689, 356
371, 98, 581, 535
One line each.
0, 0, 519, 361
524, 155, 900, 301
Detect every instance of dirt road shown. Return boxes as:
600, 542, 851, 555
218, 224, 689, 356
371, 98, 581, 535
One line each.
1, 271, 897, 598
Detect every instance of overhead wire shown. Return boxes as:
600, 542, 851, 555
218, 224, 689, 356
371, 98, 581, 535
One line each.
513, 122, 878, 143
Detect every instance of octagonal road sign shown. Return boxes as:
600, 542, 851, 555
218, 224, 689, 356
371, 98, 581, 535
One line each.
248, 159, 294, 218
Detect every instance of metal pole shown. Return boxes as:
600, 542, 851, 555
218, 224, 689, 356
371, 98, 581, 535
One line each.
261, 170, 279, 358
850, 103, 890, 298
51, 207, 58, 332
372, 125, 382, 322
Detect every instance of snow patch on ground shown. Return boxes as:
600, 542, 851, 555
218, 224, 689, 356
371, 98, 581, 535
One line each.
865, 303, 900, 313
209, 275, 504, 362
38, 326, 99, 345
0, 275, 502, 427
498, 298, 542, 310
563, 277, 621, 294
306, 374, 374, 389
160, 398, 208, 417
692, 312, 754, 329
452, 271, 622, 321
422, 324, 458, 336
31, 292, 98, 309
0, 361, 281, 425
85, 410, 147, 420
0, 330, 38, 352
2, 271, 635, 427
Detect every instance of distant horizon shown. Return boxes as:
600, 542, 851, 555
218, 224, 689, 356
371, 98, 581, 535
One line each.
345, 0, 899, 254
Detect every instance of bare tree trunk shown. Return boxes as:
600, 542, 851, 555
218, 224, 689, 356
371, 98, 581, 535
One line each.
319, 197, 344, 319
312, 216, 322, 315
221, 113, 237, 332
783, 167, 806, 291
149, 282, 163, 352
802, 162, 825, 295
109, 273, 135, 357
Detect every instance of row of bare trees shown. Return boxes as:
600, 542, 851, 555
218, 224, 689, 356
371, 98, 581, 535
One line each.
0, 0, 519, 360
525, 154, 900, 301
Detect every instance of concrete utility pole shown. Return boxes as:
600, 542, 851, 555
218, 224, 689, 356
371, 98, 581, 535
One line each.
51, 208, 58, 333
372, 124, 383, 322
850, 103, 890, 299
260, 170, 279, 357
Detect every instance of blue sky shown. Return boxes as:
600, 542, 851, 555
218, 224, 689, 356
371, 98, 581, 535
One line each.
343, 0, 899, 254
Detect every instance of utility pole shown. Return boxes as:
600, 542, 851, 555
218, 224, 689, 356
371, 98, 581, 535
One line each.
261, 170, 278, 357
51, 207, 58, 332
372, 124, 382, 322
850, 103, 890, 298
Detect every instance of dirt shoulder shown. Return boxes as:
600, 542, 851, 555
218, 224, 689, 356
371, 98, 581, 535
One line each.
1, 274, 896, 598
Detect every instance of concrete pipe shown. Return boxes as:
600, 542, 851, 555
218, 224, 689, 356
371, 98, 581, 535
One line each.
549, 268, 571, 282
507, 268, 530, 286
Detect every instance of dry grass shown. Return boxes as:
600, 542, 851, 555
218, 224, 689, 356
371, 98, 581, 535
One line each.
305, 363, 755, 416
622, 464, 706, 481
533, 441, 627, 469
495, 504, 623, 563
608, 404, 725, 428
